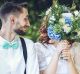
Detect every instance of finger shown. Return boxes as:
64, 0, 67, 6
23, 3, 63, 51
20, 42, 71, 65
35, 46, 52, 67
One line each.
62, 49, 71, 53
62, 56, 70, 60
60, 40, 69, 44
60, 53, 71, 60
61, 50, 71, 57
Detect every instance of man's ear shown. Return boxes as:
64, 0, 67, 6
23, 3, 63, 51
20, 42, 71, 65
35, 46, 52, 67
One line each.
10, 15, 16, 25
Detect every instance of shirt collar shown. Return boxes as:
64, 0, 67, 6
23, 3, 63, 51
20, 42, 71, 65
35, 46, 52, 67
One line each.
0, 35, 19, 45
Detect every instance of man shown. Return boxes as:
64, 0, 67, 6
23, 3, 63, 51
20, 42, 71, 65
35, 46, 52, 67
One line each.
0, 2, 39, 74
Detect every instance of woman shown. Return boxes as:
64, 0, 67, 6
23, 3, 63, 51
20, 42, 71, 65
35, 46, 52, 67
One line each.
35, 16, 80, 74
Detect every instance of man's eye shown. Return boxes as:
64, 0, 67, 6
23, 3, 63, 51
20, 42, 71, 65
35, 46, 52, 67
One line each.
24, 18, 28, 21
24, 18, 27, 20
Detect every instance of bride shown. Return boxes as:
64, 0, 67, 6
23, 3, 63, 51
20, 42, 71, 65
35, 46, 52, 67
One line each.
35, 23, 80, 74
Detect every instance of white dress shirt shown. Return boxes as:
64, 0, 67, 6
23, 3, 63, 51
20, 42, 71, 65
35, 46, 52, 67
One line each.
35, 42, 80, 74
0, 36, 39, 74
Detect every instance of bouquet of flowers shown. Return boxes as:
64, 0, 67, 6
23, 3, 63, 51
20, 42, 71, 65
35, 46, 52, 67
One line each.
47, 0, 80, 42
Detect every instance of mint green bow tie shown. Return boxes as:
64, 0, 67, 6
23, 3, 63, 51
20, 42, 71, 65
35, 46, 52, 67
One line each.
2, 41, 19, 49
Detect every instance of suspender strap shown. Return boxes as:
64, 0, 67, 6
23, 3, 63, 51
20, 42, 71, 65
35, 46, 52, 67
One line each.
20, 37, 27, 74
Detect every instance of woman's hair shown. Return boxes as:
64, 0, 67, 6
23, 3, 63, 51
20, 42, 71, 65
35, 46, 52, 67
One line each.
38, 16, 50, 44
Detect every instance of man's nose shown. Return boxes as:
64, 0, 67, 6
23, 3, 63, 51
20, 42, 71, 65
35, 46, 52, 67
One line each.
27, 20, 30, 27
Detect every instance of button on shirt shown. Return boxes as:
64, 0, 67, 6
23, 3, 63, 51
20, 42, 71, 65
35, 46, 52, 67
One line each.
0, 36, 39, 74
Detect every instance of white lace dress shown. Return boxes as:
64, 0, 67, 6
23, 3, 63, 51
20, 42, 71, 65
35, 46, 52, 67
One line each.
35, 42, 80, 74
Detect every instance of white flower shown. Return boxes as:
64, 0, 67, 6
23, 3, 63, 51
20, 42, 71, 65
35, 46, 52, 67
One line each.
63, 25, 72, 33
77, 11, 80, 17
49, 15, 56, 21
55, 4, 58, 8
77, 31, 80, 36
74, 10, 79, 16
59, 18, 65, 24
49, 14, 56, 23
62, 13, 73, 18
45, 7, 52, 15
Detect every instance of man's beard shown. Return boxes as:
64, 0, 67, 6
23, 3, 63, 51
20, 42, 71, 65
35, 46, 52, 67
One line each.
15, 29, 26, 36
14, 21, 27, 36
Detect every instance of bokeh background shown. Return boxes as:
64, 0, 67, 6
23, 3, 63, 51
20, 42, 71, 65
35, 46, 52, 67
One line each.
0, 0, 80, 42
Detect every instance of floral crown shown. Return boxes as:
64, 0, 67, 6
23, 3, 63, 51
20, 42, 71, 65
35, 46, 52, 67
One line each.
46, 0, 80, 42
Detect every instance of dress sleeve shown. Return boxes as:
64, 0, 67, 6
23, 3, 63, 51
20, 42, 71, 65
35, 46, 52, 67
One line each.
71, 42, 80, 73
35, 42, 47, 71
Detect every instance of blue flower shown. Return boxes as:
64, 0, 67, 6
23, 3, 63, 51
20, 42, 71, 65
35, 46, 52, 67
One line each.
47, 25, 61, 40
53, 33, 61, 40
46, 1, 80, 42
65, 17, 72, 26
47, 25, 53, 32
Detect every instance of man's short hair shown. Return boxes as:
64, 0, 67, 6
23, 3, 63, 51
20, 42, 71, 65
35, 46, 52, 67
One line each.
0, 2, 28, 21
